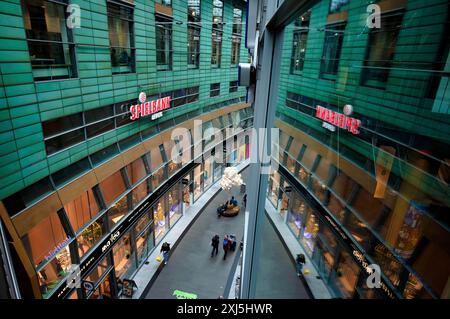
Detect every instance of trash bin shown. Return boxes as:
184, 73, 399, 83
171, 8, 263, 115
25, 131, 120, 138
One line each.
240, 183, 246, 194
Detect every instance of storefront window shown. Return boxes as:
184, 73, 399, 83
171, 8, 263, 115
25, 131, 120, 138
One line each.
268, 173, 280, 208
125, 157, 147, 186
153, 198, 168, 243
214, 160, 223, 183
99, 171, 128, 207
330, 170, 357, 202
85, 256, 110, 285
113, 232, 136, 282
88, 272, 113, 299
64, 188, 101, 234
332, 251, 360, 299
182, 174, 194, 210
301, 209, 319, 256
77, 217, 106, 258
134, 212, 152, 236
193, 165, 203, 201
135, 222, 154, 266
168, 184, 182, 226
37, 245, 72, 298
22, 211, 69, 268
204, 157, 213, 190
287, 192, 307, 238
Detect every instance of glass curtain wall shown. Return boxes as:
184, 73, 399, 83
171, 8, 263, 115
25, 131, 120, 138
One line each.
246, 0, 450, 300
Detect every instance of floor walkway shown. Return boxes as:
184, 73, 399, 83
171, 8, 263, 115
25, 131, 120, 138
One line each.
145, 169, 311, 299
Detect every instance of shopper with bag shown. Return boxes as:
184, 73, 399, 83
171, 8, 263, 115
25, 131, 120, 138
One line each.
161, 242, 171, 265
223, 235, 231, 260
211, 234, 220, 257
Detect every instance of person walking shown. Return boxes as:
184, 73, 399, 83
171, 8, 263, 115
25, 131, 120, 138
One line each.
243, 193, 247, 208
211, 234, 220, 257
296, 253, 306, 277
161, 242, 171, 265
223, 235, 231, 260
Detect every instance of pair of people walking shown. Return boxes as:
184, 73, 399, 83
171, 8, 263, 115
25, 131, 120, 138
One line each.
211, 234, 236, 260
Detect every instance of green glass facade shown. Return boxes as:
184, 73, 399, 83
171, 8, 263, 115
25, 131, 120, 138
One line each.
0, 0, 251, 299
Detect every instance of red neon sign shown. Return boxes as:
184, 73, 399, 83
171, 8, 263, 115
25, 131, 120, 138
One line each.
130, 96, 171, 120
315, 105, 361, 135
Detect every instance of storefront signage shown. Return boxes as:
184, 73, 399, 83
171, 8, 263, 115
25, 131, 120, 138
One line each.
50, 162, 199, 299
44, 236, 71, 262
130, 96, 171, 121
315, 105, 361, 135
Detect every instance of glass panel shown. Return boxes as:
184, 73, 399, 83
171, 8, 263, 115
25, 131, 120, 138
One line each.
45, 128, 85, 155
99, 171, 127, 206
108, 2, 134, 74
113, 232, 136, 280
37, 246, 72, 298
22, 0, 76, 80
22, 211, 68, 268
42, 113, 83, 138
64, 188, 100, 233
125, 157, 147, 185
77, 217, 106, 258
153, 198, 167, 243
168, 183, 182, 226
107, 194, 131, 229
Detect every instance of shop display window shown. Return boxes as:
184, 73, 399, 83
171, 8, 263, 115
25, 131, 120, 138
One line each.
153, 198, 168, 243
301, 209, 319, 256
345, 213, 372, 250
332, 251, 360, 298
99, 171, 128, 206
193, 165, 203, 201
372, 243, 402, 288
136, 223, 154, 265
113, 232, 136, 281
287, 192, 307, 238
183, 182, 193, 210
85, 256, 110, 285
37, 245, 72, 298
125, 157, 147, 186
107, 194, 131, 230
203, 157, 213, 190
134, 212, 152, 236
168, 184, 182, 226
64, 188, 101, 234
268, 174, 280, 208
77, 217, 106, 258
88, 272, 113, 299
214, 161, 223, 182
131, 178, 150, 208
22, 211, 68, 268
